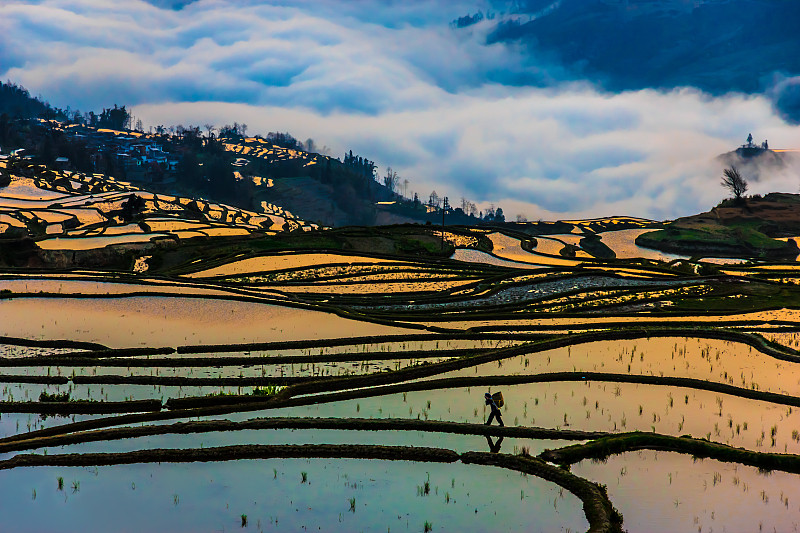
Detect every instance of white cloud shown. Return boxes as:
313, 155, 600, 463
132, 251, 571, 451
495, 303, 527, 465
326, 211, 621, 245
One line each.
3, 0, 800, 220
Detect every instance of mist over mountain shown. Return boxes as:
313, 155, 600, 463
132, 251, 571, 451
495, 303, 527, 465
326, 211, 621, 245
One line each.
486, 0, 800, 122
3, 0, 800, 221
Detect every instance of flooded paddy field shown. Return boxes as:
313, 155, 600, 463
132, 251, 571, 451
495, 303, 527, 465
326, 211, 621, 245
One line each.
438, 337, 800, 396
0, 296, 422, 347
35, 429, 578, 461
412, 308, 800, 332
573, 451, 800, 533
0, 277, 242, 298
276, 381, 800, 453
183, 253, 405, 278
0, 271, 797, 531
0, 356, 455, 383
7, 178, 800, 532
0, 459, 586, 533
274, 279, 480, 295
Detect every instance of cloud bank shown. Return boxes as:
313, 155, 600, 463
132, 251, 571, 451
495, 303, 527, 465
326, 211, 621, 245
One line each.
2, 0, 800, 220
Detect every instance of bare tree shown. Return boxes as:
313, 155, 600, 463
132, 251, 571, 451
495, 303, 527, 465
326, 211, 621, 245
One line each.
383, 167, 398, 193
721, 166, 748, 202
204, 123, 215, 139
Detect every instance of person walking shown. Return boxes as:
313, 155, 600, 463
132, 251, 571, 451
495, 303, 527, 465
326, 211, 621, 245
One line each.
484, 392, 504, 426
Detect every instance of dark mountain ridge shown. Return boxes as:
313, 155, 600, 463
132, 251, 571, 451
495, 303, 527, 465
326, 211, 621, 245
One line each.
486, 0, 800, 121
0, 81, 509, 229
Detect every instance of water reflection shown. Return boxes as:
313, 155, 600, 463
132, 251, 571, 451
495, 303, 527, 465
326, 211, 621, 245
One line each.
485, 435, 504, 453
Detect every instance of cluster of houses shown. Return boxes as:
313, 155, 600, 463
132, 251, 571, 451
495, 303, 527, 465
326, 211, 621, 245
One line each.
63, 124, 181, 184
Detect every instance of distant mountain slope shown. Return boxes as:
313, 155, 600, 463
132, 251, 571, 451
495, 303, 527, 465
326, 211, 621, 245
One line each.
0, 156, 467, 270
215, 136, 391, 227
0, 81, 65, 120
636, 193, 800, 259
487, 0, 800, 120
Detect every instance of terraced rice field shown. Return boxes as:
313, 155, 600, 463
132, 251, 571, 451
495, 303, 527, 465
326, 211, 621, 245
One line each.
5, 173, 800, 531
0, 164, 314, 254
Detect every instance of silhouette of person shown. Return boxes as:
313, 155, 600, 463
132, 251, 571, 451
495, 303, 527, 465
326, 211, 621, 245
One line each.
484, 392, 504, 426
485, 435, 504, 453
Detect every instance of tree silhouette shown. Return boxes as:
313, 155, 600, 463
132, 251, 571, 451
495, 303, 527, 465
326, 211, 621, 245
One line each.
428, 190, 440, 208
383, 167, 398, 193
721, 166, 748, 203
97, 105, 129, 130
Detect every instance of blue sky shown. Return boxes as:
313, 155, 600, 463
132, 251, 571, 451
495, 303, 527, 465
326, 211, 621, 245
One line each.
3, 0, 800, 220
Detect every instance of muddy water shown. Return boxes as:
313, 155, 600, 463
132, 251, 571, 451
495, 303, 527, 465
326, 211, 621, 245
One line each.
0, 459, 586, 533
573, 450, 800, 533
0, 297, 424, 348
